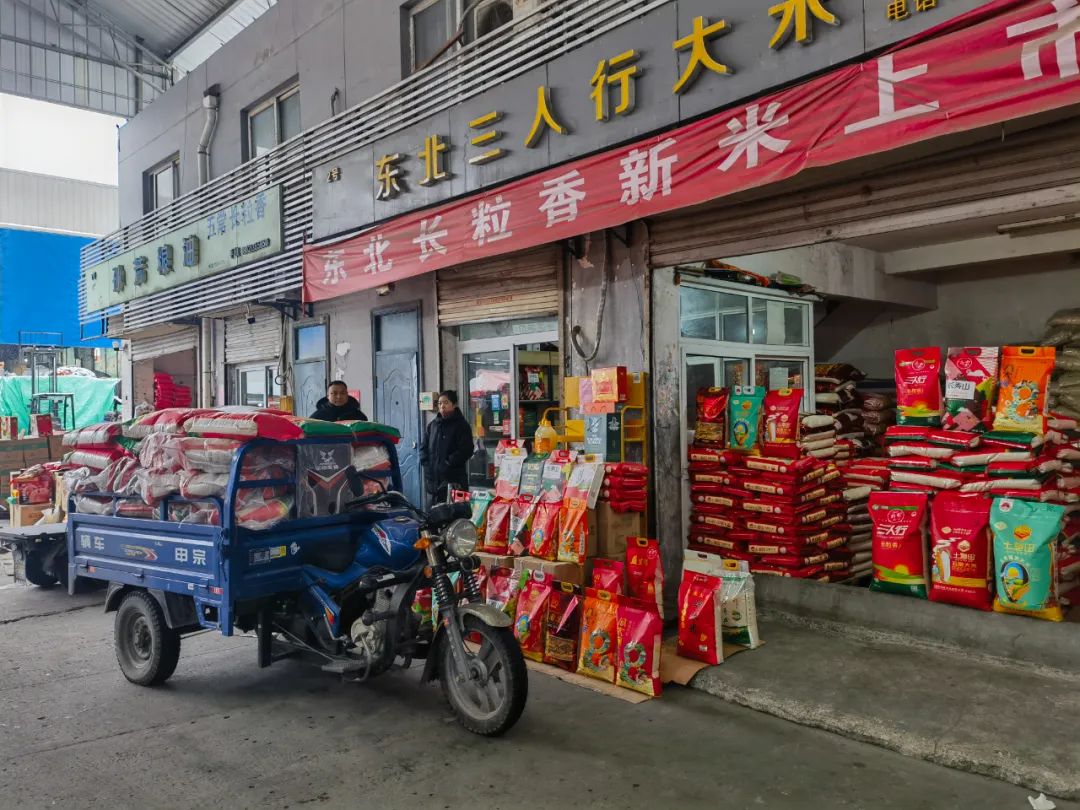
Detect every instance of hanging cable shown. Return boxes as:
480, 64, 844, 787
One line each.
570, 232, 612, 369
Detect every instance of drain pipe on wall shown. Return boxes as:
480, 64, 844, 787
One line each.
198, 86, 220, 407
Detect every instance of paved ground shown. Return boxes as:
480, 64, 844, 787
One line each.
1, 581, 1073, 810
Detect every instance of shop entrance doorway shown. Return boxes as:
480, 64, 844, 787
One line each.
373, 305, 423, 506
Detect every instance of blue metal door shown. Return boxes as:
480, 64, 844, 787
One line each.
374, 308, 422, 505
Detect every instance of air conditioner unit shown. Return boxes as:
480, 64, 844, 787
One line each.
468, 0, 545, 40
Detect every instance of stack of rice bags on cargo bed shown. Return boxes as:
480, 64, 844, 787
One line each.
687, 387, 852, 581
61, 421, 141, 517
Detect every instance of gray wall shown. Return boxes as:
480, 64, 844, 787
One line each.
821, 259, 1080, 378
118, 0, 402, 225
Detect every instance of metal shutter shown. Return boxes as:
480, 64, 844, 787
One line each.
224, 312, 283, 365
649, 118, 1080, 267
130, 327, 198, 361
436, 245, 561, 326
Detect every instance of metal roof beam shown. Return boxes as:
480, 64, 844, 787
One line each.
60, 0, 177, 72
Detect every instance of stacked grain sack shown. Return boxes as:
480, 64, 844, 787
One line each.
815, 364, 865, 447
1044, 308, 1080, 421
861, 390, 897, 453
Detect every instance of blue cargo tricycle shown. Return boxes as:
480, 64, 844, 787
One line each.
67, 433, 527, 736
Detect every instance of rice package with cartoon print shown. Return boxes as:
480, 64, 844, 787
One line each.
677, 569, 724, 665
615, 597, 663, 697
762, 388, 803, 459
895, 347, 943, 426
943, 347, 999, 432
928, 492, 993, 611
514, 571, 554, 661
543, 582, 583, 671
991, 498, 1065, 621
528, 500, 560, 561
993, 347, 1056, 435
577, 588, 619, 683
728, 385, 765, 453
869, 490, 931, 598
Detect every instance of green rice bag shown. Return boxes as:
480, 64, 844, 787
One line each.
990, 498, 1064, 622
728, 385, 765, 453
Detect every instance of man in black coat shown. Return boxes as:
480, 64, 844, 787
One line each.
310, 380, 368, 421
420, 390, 475, 505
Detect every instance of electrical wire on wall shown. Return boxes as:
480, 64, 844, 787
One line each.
570, 232, 611, 373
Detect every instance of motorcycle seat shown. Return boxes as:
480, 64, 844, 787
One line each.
302, 561, 366, 593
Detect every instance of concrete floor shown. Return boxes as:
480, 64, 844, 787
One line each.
0, 580, 1074, 810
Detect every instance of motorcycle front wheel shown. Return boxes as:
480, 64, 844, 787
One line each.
440, 615, 528, 736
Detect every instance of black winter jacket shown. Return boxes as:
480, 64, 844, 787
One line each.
420, 407, 474, 498
310, 395, 368, 422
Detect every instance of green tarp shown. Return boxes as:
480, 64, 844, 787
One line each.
0, 376, 119, 431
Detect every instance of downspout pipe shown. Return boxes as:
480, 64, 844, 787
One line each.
197, 87, 220, 186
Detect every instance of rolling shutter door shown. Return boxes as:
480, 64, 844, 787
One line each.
130, 327, 198, 362
649, 117, 1080, 267
224, 312, 283, 365
437, 245, 561, 326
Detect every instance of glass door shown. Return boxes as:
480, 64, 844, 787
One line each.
463, 349, 511, 487
515, 342, 560, 441
684, 353, 751, 439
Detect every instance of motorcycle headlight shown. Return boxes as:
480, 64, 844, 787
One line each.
444, 518, 478, 558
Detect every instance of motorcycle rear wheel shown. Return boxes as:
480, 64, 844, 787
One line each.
440, 615, 527, 737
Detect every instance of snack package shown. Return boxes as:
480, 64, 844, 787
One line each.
626, 536, 664, 618
615, 597, 663, 697
486, 566, 525, 620
719, 570, 761, 648
591, 558, 625, 594
469, 488, 496, 545
528, 500, 561, 561
577, 588, 620, 682
991, 498, 1065, 621
928, 492, 993, 610
543, 582, 583, 671
495, 452, 526, 500
895, 347, 943, 426
869, 490, 931, 598
762, 388, 803, 459
943, 347, 1000, 433
677, 569, 724, 665
557, 498, 590, 564
994, 346, 1056, 435
480, 497, 512, 553
695, 388, 729, 446
728, 385, 766, 453
514, 571, 554, 662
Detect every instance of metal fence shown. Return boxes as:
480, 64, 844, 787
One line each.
81, 0, 663, 333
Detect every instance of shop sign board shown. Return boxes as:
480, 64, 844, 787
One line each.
85, 186, 283, 311
304, 0, 1080, 303
310, 0, 987, 241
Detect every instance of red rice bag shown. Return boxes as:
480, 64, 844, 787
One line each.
869, 490, 930, 598
183, 410, 350, 442
63, 422, 121, 449
480, 498, 512, 554
486, 566, 524, 620
605, 462, 648, 477
695, 388, 729, 446
928, 492, 993, 611
762, 389, 803, 459
890, 470, 965, 490
687, 445, 737, 465
514, 571, 554, 662
543, 582, 583, 671
66, 447, 128, 470
626, 537, 664, 617
888, 456, 939, 471
928, 429, 980, 449
123, 408, 208, 439
690, 470, 735, 487
235, 492, 293, 530
994, 346, 1056, 435
577, 588, 620, 682
677, 570, 724, 665
591, 558, 625, 594
528, 500, 560, 560
616, 597, 663, 697
885, 425, 931, 443
691, 511, 735, 532
755, 549, 829, 568
689, 533, 739, 551
887, 443, 955, 460
895, 347, 943, 426
750, 562, 826, 578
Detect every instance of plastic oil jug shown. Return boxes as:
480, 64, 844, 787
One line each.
534, 417, 558, 454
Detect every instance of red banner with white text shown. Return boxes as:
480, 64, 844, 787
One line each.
304, 0, 1080, 302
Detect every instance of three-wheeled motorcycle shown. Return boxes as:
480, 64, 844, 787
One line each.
67, 432, 527, 736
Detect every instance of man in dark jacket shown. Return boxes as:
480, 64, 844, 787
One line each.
310, 380, 368, 422
420, 390, 474, 505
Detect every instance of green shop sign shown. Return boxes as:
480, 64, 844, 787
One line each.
84, 185, 283, 311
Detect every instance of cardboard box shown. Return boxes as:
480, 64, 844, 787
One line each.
30, 414, 54, 436
48, 435, 66, 460
594, 503, 644, 559
513, 555, 586, 586
11, 502, 49, 528
20, 438, 51, 466
475, 551, 515, 571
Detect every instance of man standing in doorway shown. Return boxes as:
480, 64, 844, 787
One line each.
420, 390, 474, 505
311, 380, 368, 422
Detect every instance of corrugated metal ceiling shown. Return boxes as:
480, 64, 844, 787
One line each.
86, 0, 235, 58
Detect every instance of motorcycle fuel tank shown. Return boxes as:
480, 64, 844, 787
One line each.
355, 516, 422, 570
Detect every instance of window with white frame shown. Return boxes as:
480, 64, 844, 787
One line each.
407, 0, 459, 72
678, 280, 815, 431
246, 84, 301, 160
144, 154, 180, 213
